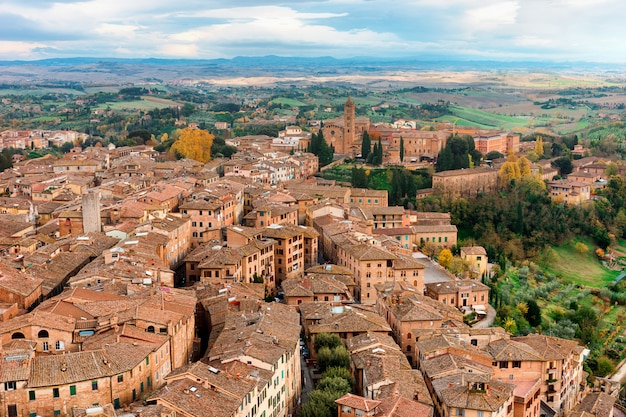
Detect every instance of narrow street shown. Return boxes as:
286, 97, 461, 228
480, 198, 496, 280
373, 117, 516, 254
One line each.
610, 356, 626, 383
297, 354, 315, 415
472, 304, 497, 328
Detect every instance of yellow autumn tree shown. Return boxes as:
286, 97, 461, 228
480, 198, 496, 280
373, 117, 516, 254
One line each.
500, 154, 533, 186
534, 135, 544, 157
499, 161, 520, 184
504, 317, 518, 334
170, 128, 214, 163
506, 150, 518, 163
519, 156, 532, 177
438, 248, 453, 268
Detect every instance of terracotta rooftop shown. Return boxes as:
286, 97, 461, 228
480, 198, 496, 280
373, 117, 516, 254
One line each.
346, 332, 401, 354
438, 379, 514, 412
486, 338, 544, 362
208, 302, 300, 366
335, 393, 381, 412
150, 376, 242, 417
461, 246, 487, 256
375, 394, 433, 417
425, 279, 489, 295
0, 218, 33, 238
28, 345, 151, 388
512, 334, 584, 361
310, 306, 391, 335
568, 392, 615, 417
341, 242, 398, 261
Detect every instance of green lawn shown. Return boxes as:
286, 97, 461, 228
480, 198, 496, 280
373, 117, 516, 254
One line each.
541, 238, 620, 288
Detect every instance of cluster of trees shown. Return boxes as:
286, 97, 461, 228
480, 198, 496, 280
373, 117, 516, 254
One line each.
485, 263, 599, 346
351, 167, 431, 206
435, 135, 482, 172
308, 131, 334, 166
118, 87, 149, 100
416, 178, 595, 261
0, 148, 13, 172
498, 153, 534, 186
360, 131, 383, 165
211, 137, 238, 158
300, 333, 353, 417
232, 123, 285, 138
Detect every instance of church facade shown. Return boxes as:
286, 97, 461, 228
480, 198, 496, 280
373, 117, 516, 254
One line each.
320, 98, 370, 156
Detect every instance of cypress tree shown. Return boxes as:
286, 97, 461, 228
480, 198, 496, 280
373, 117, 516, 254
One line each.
371, 141, 378, 165
361, 131, 371, 160
374, 138, 383, 165
317, 131, 334, 166
399, 137, 405, 163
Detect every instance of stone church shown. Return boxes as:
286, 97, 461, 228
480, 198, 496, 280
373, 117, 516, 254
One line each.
320, 98, 370, 156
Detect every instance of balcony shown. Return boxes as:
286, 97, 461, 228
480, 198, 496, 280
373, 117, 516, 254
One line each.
546, 378, 558, 384
75, 319, 98, 330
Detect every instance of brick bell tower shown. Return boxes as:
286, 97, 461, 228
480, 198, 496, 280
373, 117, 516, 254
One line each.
343, 97, 356, 154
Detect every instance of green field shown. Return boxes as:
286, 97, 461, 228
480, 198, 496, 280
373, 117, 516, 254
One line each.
541, 238, 620, 288
270, 97, 308, 107
434, 115, 495, 129
448, 105, 530, 130
83, 86, 123, 94
0, 87, 85, 96
97, 98, 173, 111
30, 115, 62, 122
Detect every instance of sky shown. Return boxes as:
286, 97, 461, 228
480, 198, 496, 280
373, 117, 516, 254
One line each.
0, 0, 623, 62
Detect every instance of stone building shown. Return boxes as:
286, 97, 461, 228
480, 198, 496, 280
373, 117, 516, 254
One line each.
432, 166, 499, 198
319, 98, 370, 156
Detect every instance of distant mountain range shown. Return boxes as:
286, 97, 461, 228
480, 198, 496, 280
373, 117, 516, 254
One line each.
0, 55, 620, 71
0, 56, 623, 86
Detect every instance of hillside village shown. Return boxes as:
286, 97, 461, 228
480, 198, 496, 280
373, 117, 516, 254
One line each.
0, 98, 622, 417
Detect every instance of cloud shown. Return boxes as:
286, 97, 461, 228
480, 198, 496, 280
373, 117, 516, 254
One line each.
0, 0, 623, 61
513, 36, 553, 48
0, 41, 48, 59
175, 5, 347, 20
95, 24, 145, 38
161, 43, 199, 57
464, 1, 520, 30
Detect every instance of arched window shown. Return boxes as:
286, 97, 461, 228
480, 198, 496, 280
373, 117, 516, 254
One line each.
407, 345, 412, 352
146, 326, 155, 333
407, 332, 412, 340
38, 330, 49, 338
413, 280, 418, 287
11, 332, 25, 339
